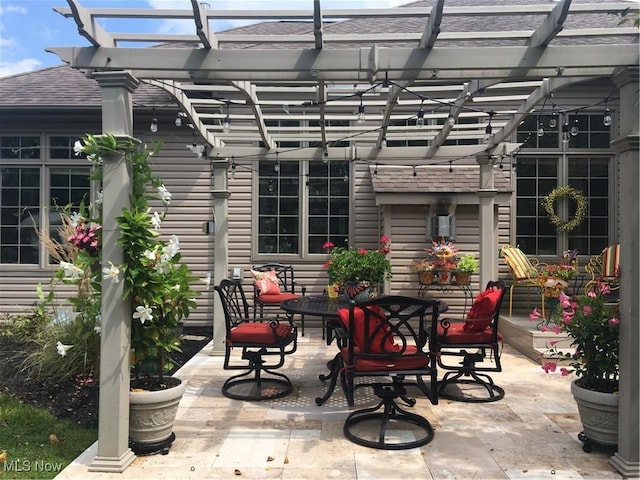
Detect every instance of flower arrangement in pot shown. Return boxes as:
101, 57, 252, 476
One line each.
410, 259, 435, 285
425, 238, 458, 284
530, 283, 620, 447
454, 253, 478, 285
323, 236, 392, 299
538, 249, 578, 297
71, 133, 200, 388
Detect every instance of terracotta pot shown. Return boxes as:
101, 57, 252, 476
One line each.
418, 271, 435, 285
454, 272, 470, 285
437, 270, 453, 284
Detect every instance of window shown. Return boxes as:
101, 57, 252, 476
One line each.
515, 114, 611, 257
0, 136, 91, 265
257, 159, 350, 256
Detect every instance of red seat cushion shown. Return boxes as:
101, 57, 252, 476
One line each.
438, 322, 503, 344
463, 287, 502, 331
337, 306, 398, 353
340, 345, 428, 371
258, 292, 299, 304
228, 321, 293, 345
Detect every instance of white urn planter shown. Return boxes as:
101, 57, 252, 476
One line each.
129, 377, 187, 455
570, 379, 619, 451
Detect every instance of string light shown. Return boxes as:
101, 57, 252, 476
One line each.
174, 112, 182, 127
413, 165, 417, 177
570, 116, 579, 136
603, 108, 612, 127
537, 119, 544, 137
449, 160, 453, 174
356, 93, 366, 124
230, 157, 236, 178
549, 110, 558, 128
416, 100, 425, 128
150, 108, 158, 133
446, 108, 456, 126
562, 114, 571, 144
381, 137, 387, 147
222, 101, 231, 133
374, 163, 378, 175
483, 110, 495, 144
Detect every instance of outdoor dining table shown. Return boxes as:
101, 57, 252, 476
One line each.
280, 295, 448, 405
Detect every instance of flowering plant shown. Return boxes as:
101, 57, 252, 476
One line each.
42, 133, 199, 385
530, 283, 619, 393
322, 236, 392, 286
425, 238, 459, 270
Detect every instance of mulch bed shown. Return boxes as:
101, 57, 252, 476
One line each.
0, 328, 212, 428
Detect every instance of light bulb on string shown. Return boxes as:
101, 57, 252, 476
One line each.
483, 110, 495, 144
537, 120, 544, 137
562, 118, 570, 144
603, 108, 612, 127
447, 109, 456, 126
150, 109, 158, 133
415, 100, 425, 128
570, 117, 579, 136
174, 112, 182, 127
222, 101, 231, 133
549, 111, 557, 128
356, 94, 366, 124
412, 165, 417, 177
448, 160, 453, 174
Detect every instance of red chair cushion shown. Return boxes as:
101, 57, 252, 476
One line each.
340, 345, 428, 371
258, 292, 299, 304
337, 306, 398, 353
463, 287, 502, 331
438, 322, 503, 344
229, 321, 292, 345
251, 269, 282, 295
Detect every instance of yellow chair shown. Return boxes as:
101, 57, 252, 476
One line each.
585, 245, 620, 294
499, 245, 545, 316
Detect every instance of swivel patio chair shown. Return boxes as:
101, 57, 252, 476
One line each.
336, 295, 441, 449
437, 280, 507, 403
214, 278, 297, 401
500, 245, 545, 315
584, 244, 620, 295
251, 263, 307, 334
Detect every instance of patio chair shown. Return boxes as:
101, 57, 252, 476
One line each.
499, 244, 545, 316
436, 280, 507, 403
584, 244, 620, 294
251, 263, 307, 334
214, 278, 298, 401
336, 295, 441, 449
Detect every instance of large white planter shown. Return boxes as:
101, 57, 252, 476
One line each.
129, 377, 187, 453
570, 379, 619, 448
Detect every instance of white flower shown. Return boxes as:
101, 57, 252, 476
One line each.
143, 249, 157, 261
151, 211, 162, 230
162, 235, 180, 261
95, 190, 103, 205
158, 185, 172, 205
94, 325, 101, 334
94, 314, 102, 334
133, 305, 153, 324
60, 261, 84, 279
69, 212, 82, 228
156, 260, 171, 274
102, 261, 121, 284
73, 140, 85, 156
56, 341, 73, 357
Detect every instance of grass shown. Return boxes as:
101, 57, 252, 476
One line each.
0, 395, 97, 479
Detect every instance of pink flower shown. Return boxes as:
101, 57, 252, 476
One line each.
560, 368, 571, 376
379, 235, 389, 244
587, 291, 596, 298
549, 340, 559, 347
582, 305, 592, 316
562, 309, 575, 325
558, 291, 571, 308
608, 317, 620, 326
529, 308, 542, 322
550, 324, 563, 334
540, 324, 548, 332
542, 362, 557, 373
358, 248, 368, 255
322, 241, 334, 249
599, 283, 611, 295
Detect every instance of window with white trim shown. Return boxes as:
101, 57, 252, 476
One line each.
0, 135, 91, 265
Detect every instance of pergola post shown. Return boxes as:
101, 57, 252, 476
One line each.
88, 71, 139, 473
477, 155, 499, 289
609, 65, 640, 478
210, 158, 231, 355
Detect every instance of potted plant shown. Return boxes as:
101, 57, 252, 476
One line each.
323, 236, 392, 299
531, 283, 619, 449
71, 133, 199, 453
411, 259, 435, 285
425, 238, 459, 284
455, 253, 478, 285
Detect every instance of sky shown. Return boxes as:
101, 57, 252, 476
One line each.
0, 0, 408, 78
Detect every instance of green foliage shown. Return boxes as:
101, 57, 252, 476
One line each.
322, 236, 392, 286
536, 284, 619, 393
456, 254, 478, 274
0, 394, 97, 479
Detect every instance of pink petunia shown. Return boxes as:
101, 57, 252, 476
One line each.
562, 309, 575, 325
558, 291, 571, 308
322, 241, 334, 249
599, 283, 611, 295
560, 368, 571, 376
608, 317, 620, 326
550, 324, 563, 334
540, 324, 548, 332
542, 362, 557, 373
587, 291, 596, 298
582, 305, 592, 316
379, 235, 389, 244
529, 308, 542, 322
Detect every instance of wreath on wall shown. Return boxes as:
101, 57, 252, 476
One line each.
542, 186, 588, 232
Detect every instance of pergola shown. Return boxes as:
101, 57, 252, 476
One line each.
48, 0, 638, 475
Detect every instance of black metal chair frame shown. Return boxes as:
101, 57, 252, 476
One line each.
214, 278, 297, 401
337, 295, 440, 450
252, 263, 307, 334
437, 280, 507, 403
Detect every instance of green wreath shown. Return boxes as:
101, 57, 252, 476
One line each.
543, 186, 587, 232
